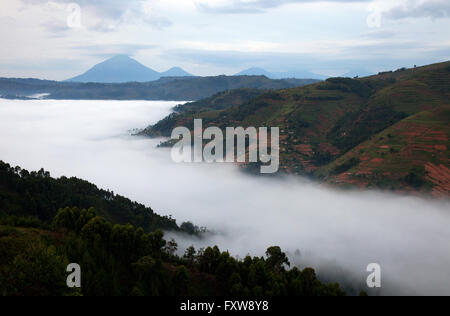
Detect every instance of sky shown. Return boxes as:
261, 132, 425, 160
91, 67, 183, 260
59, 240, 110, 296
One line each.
0, 0, 449, 79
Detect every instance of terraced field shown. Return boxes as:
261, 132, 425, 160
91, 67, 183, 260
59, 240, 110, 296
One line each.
142, 61, 450, 195
318, 106, 450, 196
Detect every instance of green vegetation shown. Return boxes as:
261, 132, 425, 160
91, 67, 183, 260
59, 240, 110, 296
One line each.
144, 61, 450, 195
404, 166, 428, 188
318, 77, 375, 98
321, 105, 449, 194
0, 208, 346, 296
327, 106, 409, 153
331, 158, 361, 175
0, 76, 319, 101
0, 161, 193, 234
174, 88, 267, 113
0, 161, 349, 296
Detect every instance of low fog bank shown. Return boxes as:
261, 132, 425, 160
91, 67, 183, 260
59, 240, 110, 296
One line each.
165, 181, 450, 296
0, 99, 449, 296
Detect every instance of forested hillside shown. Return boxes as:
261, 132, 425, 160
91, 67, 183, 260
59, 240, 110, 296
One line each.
174, 88, 267, 113
0, 76, 319, 101
0, 161, 185, 233
0, 161, 348, 296
0, 207, 346, 296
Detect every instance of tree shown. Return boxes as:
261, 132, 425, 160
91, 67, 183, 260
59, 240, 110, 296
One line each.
298, 268, 321, 296
265, 246, 290, 273
132, 256, 163, 296
173, 266, 190, 295
198, 246, 221, 273
164, 238, 178, 256
1, 199, 348, 297
81, 216, 112, 244
183, 246, 197, 265
2, 243, 72, 296
180, 222, 198, 234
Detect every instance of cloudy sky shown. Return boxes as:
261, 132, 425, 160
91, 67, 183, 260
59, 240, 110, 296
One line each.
0, 0, 449, 79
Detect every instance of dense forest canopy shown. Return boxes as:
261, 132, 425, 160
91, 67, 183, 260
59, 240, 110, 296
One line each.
0, 206, 347, 296
0, 160, 195, 234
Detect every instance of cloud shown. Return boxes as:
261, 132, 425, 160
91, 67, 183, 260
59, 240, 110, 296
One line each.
164, 37, 449, 76
196, 0, 370, 14
197, 0, 450, 24
71, 44, 159, 58
3, 0, 449, 80
166, 48, 312, 68
1, 99, 450, 295
361, 30, 396, 39
21, 0, 173, 32
383, 0, 450, 20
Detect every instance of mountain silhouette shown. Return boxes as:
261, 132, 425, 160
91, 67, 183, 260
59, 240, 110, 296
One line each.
161, 67, 193, 77
67, 55, 193, 83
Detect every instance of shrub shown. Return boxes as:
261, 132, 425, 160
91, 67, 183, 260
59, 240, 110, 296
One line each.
332, 158, 361, 175
405, 167, 427, 188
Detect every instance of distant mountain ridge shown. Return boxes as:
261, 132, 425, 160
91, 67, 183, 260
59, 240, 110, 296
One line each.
68, 56, 328, 83
235, 67, 375, 80
235, 67, 327, 80
160, 66, 193, 78
67, 55, 193, 83
0, 76, 320, 101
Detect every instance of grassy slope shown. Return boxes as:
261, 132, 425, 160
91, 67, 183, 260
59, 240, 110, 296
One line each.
141, 89, 278, 137
317, 106, 450, 196
174, 88, 267, 113
143, 61, 450, 194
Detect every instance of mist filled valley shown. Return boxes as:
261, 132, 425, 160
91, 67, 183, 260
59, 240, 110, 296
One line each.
0, 99, 448, 296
